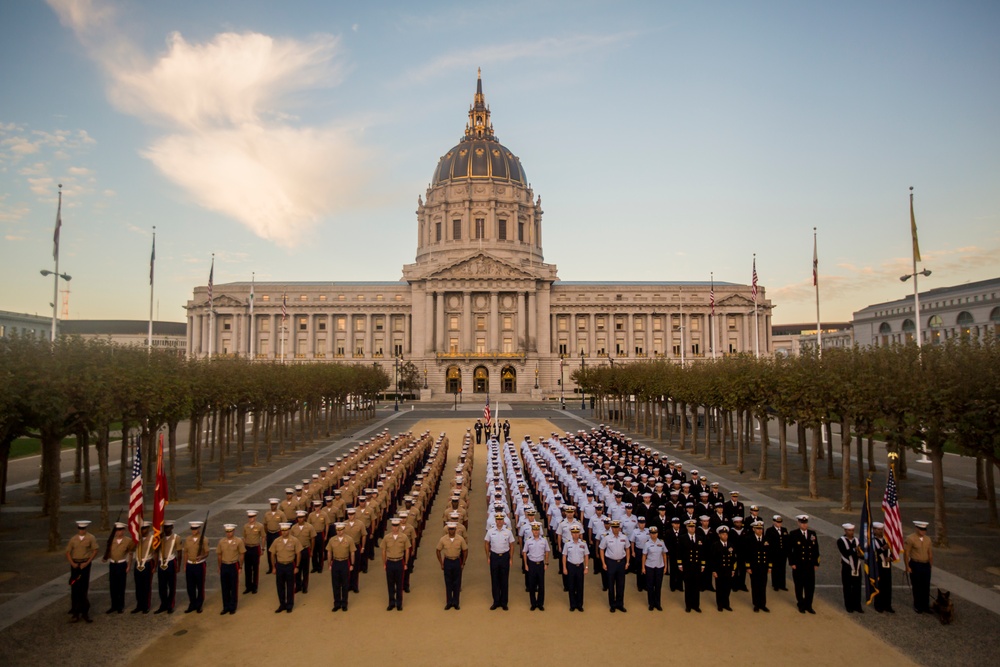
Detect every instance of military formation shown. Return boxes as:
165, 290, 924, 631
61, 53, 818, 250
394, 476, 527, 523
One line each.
64, 422, 934, 621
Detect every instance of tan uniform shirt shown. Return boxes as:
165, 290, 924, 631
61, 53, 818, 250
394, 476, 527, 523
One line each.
343, 520, 365, 547
290, 523, 317, 549
278, 499, 297, 519
381, 533, 411, 561
308, 510, 328, 535
243, 522, 266, 547
326, 534, 356, 561
66, 533, 99, 561
263, 510, 287, 533
108, 536, 134, 562
159, 533, 181, 562
904, 533, 933, 563
217, 536, 247, 563
183, 534, 208, 563
135, 534, 156, 568
269, 535, 303, 564
436, 534, 468, 559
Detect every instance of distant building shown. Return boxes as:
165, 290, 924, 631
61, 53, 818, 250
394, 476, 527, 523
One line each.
0, 310, 51, 340
853, 277, 1000, 347
771, 322, 852, 357
60, 320, 187, 355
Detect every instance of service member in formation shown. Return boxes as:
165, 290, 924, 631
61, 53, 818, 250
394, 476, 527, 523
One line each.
181, 521, 208, 614
103, 521, 133, 614
765, 515, 789, 591
870, 522, 895, 613
132, 521, 155, 613
155, 520, 180, 613
474, 419, 483, 445
746, 521, 771, 612
290, 510, 316, 594
343, 508, 366, 593
904, 520, 933, 614
269, 522, 302, 613
562, 526, 589, 612
711, 525, 737, 612
521, 522, 550, 611
484, 513, 515, 610
665, 517, 685, 592
242, 510, 265, 594
789, 514, 819, 614
382, 517, 411, 611
599, 519, 631, 613
436, 521, 468, 610
677, 518, 705, 613
263, 499, 286, 574
326, 522, 355, 612
216, 524, 246, 615
65, 520, 99, 623
641, 526, 668, 611
837, 523, 864, 613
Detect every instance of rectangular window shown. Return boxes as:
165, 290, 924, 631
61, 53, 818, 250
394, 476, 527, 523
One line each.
578, 338, 587, 354
221, 339, 231, 354
503, 315, 513, 330
672, 342, 681, 356
318, 320, 327, 331
435, 222, 442, 242
635, 344, 643, 355
475, 218, 485, 239
691, 342, 700, 355
393, 317, 404, 332
727, 317, 737, 330
222, 318, 232, 331
393, 343, 403, 357
671, 316, 680, 330
336, 317, 346, 331
558, 317, 568, 332
299, 294, 307, 302
596, 317, 606, 330
449, 337, 459, 353
577, 316, 587, 330
449, 316, 459, 330
355, 342, 365, 356
634, 317, 644, 331
259, 318, 269, 332
298, 317, 307, 331
261, 295, 270, 302
453, 219, 461, 240
558, 342, 568, 356
653, 317, 662, 331
374, 317, 384, 331
690, 317, 701, 332
354, 318, 365, 331
259, 340, 269, 355
518, 221, 524, 242
336, 344, 345, 356
476, 338, 486, 354
498, 219, 507, 240
503, 337, 513, 353
318, 295, 327, 301
615, 317, 624, 331
476, 316, 486, 330
654, 337, 663, 354
316, 339, 326, 355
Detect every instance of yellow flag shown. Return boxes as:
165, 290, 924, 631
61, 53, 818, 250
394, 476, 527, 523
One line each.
910, 190, 921, 262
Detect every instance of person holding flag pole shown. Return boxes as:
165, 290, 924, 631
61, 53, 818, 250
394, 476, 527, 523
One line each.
859, 478, 880, 610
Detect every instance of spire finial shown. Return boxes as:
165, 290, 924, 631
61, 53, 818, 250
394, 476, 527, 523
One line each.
465, 68, 494, 140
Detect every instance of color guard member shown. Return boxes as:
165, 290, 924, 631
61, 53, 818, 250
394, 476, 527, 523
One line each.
217, 523, 246, 615
65, 520, 98, 623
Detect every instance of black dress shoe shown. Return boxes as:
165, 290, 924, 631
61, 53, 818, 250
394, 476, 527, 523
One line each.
754, 607, 760, 612
568, 607, 575, 612
725, 606, 733, 611
83, 615, 93, 623
685, 608, 691, 613
106, 608, 116, 614
184, 608, 195, 614
610, 607, 616, 613
761, 606, 770, 612
806, 608, 816, 614
536, 605, 542, 611
453, 605, 459, 610
490, 604, 498, 610
501, 606, 507, 611
856, 609, 864, 614
694, 608, 701, 613
220, 609, 228, 615
656, 605, 663, 611
651, 605, 656, 611
799, 608, 806, 614
285, 608, 292, 613
154, 608, 166, 615
387, 605, 395, 611
196, 608, 202, 613
886, 607, 896, 614
275, 607, 284, 613
131, 608, 142, 614
618, 606, 627, 613
396, 606, 403, 611
529, 605, 535, 611
243, 589, 252, 594
445, 604, 453, 610
578, 607, 584, 612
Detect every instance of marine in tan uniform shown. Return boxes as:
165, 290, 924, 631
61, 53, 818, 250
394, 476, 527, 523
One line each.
904, 520, 933, 614
242, 510, 265, 594
65, 520, 99, 622
181, 521, 209, 613
308, 501, 329, 574
155, 520, 180, 613
102, 521, 134, 614
132, 521, 155, 613
263, 499, 286, 574
343, 508, 366, 593
381, 518, 411, 611
290, 511, 317, 594
326, 523, 355, 612
217, 523, 246, 614
436, 522, 468, 609
269, 522, 302, 613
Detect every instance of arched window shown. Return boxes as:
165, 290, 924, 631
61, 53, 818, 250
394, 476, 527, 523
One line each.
877, 322, 891, 347
991, 307, 1000, 337
957, 311, 974, 337
928, 315, 943, 343
901, 319, 915, 344
446, 365, 462, 394
501, 366, 517, 393
473, 365, 489, 393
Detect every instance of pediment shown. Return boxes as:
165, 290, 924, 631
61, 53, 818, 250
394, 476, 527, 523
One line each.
716, 294, 755, 307
205, 294, 245, 308
428, 253, 536, 280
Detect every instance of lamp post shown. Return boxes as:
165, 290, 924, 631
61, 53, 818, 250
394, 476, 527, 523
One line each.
900, 268, 932, 347
580, 349, 586, 410
559, 356, 565, 410
40, 269, 71, 340
423, 364, 428, 389
534, 364, 539, 389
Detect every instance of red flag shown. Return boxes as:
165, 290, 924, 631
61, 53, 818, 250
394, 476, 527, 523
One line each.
127, 443, 143, 543
152, 433, 168, 549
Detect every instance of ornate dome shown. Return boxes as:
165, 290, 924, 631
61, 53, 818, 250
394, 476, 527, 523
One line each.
432, 70, 527, 186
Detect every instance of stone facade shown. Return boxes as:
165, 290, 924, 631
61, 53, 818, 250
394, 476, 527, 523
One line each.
186, 74, 772, 399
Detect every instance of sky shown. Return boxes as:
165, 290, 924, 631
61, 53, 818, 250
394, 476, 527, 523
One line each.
1, 0, 998, 326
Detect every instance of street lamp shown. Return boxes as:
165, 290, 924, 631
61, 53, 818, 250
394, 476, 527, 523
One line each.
901, 268, 932, 348
423, 364, 428, 389
580, 349, 586, 410
534, 364, 539, 389
40, 269, 71, 341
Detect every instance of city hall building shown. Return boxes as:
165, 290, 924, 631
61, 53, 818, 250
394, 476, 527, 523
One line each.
186, 74, 772, 399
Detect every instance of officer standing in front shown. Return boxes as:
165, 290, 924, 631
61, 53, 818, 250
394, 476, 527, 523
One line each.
217, 523, 246, 615
485, 513, 515, 610
562, 526, 589, 612
180, 521, 208, 614
155, 520, 179, 613
102, 521, 133, 614
382, 517, 410, 611
599, 519, 631, 613
711, 525, 737, 612
65, 519, 98, 623
789, 514, 820, 614
746, 520, 771, 612
904, 520, 933, 614
521, 522, 550, 611
436, 522, 468, 610
326, 522, 355, 612
765, 515, 789, 591
677, 518, 705, 613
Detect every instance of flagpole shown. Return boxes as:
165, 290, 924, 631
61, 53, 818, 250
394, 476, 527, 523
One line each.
710, 272, 716, 360
909, 187, 923, 349
208, 253, 215, 358
752, 254, 760, 358
51, 184, 62, 342
814, 227, 822, 356
249, 272, 255, 360
148, 226, 156, 352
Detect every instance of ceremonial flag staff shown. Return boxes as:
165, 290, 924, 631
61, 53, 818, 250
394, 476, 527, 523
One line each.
813, 227, 822, 356
147, 227, 156, 352
901, 187, 930, 349
709, 272, 716, 360
249, 272, 255, 360
751, 255, 760, 358
207, 254, 215, 358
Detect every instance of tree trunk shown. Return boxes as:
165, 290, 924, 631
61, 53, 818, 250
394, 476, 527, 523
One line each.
265, 410, 273, 463
96, 426, 110, 531
168, 421, 179, 501
678, 402, 687, 451
704, 405, 712, 459
840, 415, 852, 511
867, 437, 876, 472
809, 425, 820, 500
719, 410, 729, 466
0, 436, 12, 506
236, 409, 246, 474
690, 405, 698, 455
986, 461, 998, 527
118, 427, 129, 490
758, 413, 769, 481
778, 415, 788, 488
797, 422, 807, 471
80, 429, 91, 502
217, 409, 226, 482
826, 421, 835, 478
193, 414, 203, 491
898, 445, 908, 480
928, 439, 947, 547
736, 409, 745, 473
42, 431, 62, 551
856, 432, 865, 489
975, 457, 987, 500
251, 410, 260, 467
74, 437, 82, 484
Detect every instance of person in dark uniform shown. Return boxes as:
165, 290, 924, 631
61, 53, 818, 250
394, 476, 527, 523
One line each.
65, 520, 98, 623
132, 521, 155, 613
677, 518, 705, 612
837, 523, 864, 613
745, 520, 771, 612
871, 522, 895, 613
502, 420, 511, 440
765, 515, 789, 591
789, 514, 820, 614
665, 517, 685, 592
904, 520, 933, 614
474, 419, 483, 445
711, 525, 736, 612
103, 521, 133, 614
155, 520, 179, 614
180, 521, 208, 614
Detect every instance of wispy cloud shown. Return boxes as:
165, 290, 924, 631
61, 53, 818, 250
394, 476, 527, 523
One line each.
48, 0, 370, 248
402, 31, 638, 84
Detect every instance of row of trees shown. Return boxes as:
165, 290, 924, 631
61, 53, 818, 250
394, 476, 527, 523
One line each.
0, 335, 390, 550
573, 339, 1000, 546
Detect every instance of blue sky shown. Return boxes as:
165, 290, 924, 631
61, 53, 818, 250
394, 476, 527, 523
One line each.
1, 0, 997, 325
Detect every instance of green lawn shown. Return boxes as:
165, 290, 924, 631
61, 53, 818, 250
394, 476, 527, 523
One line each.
9, 422, 125, 460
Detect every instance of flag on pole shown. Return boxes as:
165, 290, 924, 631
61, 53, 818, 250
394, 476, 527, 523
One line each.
53, 188, 62, 261
249, 273, 255, 313
128, 443, 144, 544
909, 188, 921, 262
860, 478, 880, 605
751, 257, 758, 301
149, 234, 156, 285
207, 256, 214, 305
484, 392, 491, 426
710, 275, 715, 316
881, 464, 903, 559
813, 231, 819, 287
281, 292, 288, 321
152, 433, 168, 549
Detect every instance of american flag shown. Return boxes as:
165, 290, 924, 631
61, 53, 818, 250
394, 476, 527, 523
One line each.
483, 393, 491, 426
53, 188, 62, 261
128, 443, 144, 544
149, 233, 156, 286
812, 230, 818, 287
881, 464, 903, 559
710, 275, 715, 316
207, 256, 214, 305
751, 257, 758, 302
281, 292, 288, 320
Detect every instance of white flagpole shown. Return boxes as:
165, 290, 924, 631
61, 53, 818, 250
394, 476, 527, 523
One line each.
753, 254, 760, 358
710, 272, 716, 360
208, 254, 215, 358
814, 227, 822, 356
148, 227, 156, 352
249, 272, 255, 360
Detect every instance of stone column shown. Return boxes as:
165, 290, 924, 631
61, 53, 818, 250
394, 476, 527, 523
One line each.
403, 312, 411, 355
526, 291, 537, 352
537, 285, 551, 354
435, 292, 445, 352
516, 291, 526, 351
235, 313, 243, 356
589, 313, 596, 356
424, 288, 434, 354
489, 291, 499, 352
625, 310, 633, 357
307, 313, 315, 358
569, 313, 577, 356
462, 292, 472, 353
364, 313, 373, 357
191, 314, 201, 356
